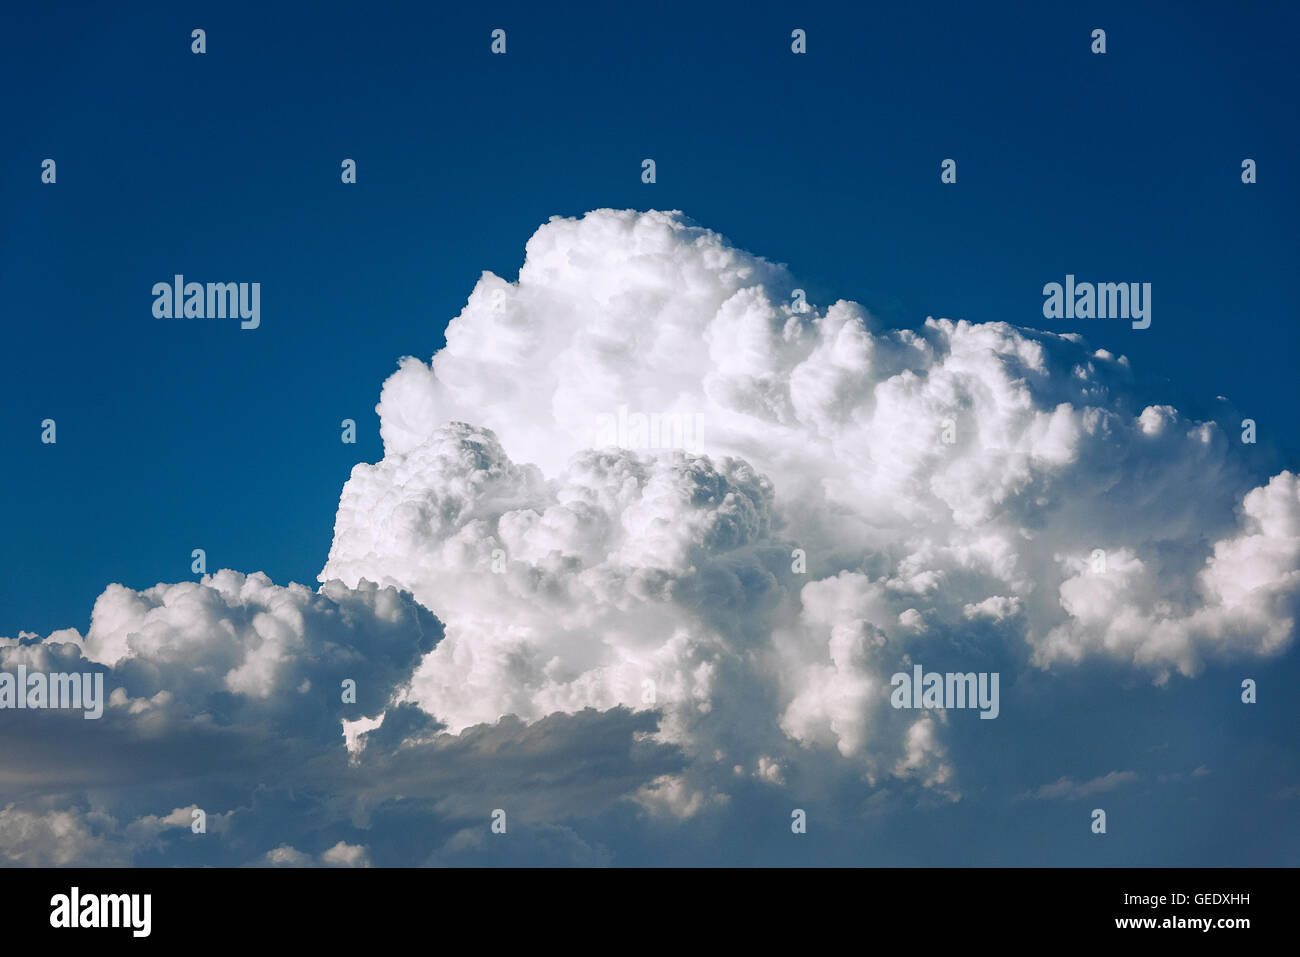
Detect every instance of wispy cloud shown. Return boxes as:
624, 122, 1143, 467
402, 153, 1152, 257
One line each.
1021, 771, 1139, 801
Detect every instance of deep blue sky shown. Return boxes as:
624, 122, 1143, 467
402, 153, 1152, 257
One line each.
1, 1, 1297, 865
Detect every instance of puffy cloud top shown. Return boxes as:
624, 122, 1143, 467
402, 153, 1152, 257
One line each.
319, 209, 1299, 797
6, 570, 439, 740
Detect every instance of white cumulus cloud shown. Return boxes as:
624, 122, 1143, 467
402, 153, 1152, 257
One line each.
319, 208, 1299, 799
5, 209, 1296, 859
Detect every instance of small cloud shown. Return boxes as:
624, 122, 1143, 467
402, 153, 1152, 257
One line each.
320, 841, 371, 868
257, 842, 371, 868
259, 844, 314, 867
1022, 770, 1138, 801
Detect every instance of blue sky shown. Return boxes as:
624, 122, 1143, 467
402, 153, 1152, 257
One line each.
1, 1, 1297, 866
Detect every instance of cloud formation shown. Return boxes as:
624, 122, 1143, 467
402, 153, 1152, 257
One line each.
323, 208, 1298, 803
1022, 770, 1139, 801
5, 209, 1296, 862
0, 572, 678, 864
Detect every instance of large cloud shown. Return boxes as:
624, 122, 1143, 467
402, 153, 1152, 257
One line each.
323, 208, 1299, 801
5, 208, 1297, 863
